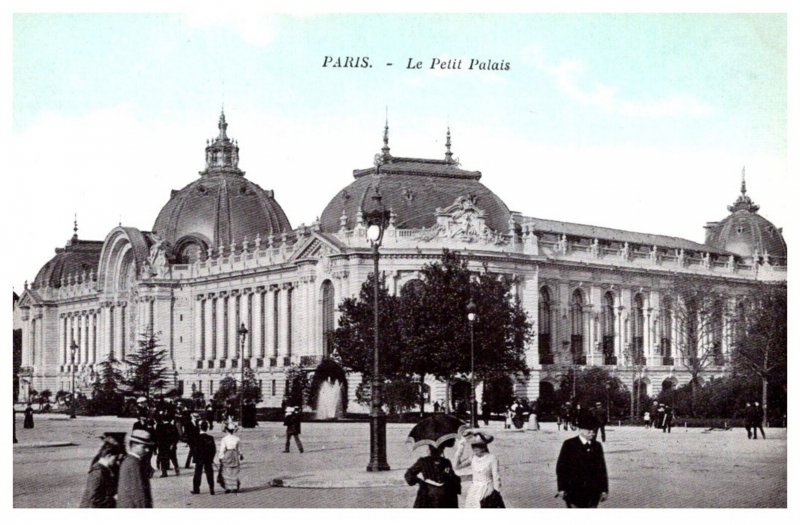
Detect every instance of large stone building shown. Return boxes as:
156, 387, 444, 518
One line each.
15, 113, 787, 410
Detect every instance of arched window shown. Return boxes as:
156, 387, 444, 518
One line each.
538, 287, 552, 364
400, 279, 423, 297
632, 294, 645, 365
570, 289, 585, 364
602, 292, 615, 364
321, 280, 335, 357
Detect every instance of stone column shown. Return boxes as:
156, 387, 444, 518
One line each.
242, 289, 252, 358
253, 288, 264, 360
194, 295, 204, 362
271, 287, 280, 359
216, 293, 227, 360
79, 313, 87, 364
229, 292, 240, 359
204, 294, 214, 362
282, 284, 293, 360
89, 311, 97, 364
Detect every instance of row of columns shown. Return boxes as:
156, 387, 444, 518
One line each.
538, 284, 733, 367
195, 284, 294, 364
59, 310, 98, 365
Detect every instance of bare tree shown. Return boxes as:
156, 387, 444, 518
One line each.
666, 279, 730, 416
731, 284, 786, 425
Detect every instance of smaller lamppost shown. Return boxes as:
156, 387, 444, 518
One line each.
605, 380, 611, 422
70, 340, 78, 419
466, 299, 477, 428
238, 323, 248, 425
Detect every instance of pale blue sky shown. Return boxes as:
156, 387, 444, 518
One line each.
10, 13, 788, 288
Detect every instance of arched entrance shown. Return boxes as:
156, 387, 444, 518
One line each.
538, 380, 558, 417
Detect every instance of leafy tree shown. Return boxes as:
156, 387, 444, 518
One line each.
482, 375, 515, 414
121, 329, 170, 402
91, 355, 125, 415
558, 367, 630, 420
730, 284, 787, 424
38, 389, 52, 409
664, 278, 731, 416
402, 250, 532, 409
332, 272, 407, 381
285, 366, 310, 407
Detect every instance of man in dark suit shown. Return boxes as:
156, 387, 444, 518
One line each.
590, 402, 608, 442
556, 413, 609, 508
183, 412, 200, 468
117, 429, 155, 508
190, 421, 216, 495
751, 401, 766, 439
283, 406, 304, 453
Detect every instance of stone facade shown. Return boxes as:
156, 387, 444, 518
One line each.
16, 114, 787, 411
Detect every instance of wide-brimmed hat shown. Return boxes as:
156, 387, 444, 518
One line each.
464, 429, 494, 447
285, 407, 295, 415
129, 429, 155, 446
225, 422, 239, 432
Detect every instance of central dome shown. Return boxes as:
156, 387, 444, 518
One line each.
152, 112, 292, 262
319, 126, 512, 233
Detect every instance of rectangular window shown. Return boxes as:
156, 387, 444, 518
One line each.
271, 379, 276, 396
198, 380, 202, 394
260, 292, 266, 357
209, 380, 214, 396
258, 379, 262, 399
211, 298, 217, 356
223, 297, 229, 356
248, 293, 253, 355
273, 291, 280, 354
287, 288, 293, 355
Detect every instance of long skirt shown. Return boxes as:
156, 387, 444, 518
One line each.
219, 449, 240, 490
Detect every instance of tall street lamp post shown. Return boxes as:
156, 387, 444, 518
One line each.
238, 323, 248, 425
365, 182, 391, 472
70, 340, 78, 419
466, 300, 478, 428
605, 381, 611, 422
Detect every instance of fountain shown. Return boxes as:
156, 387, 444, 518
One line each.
315, 379, 343, 420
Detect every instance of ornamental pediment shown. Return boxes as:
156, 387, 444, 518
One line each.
290, 231, 344, 262
419, 194, 507, 245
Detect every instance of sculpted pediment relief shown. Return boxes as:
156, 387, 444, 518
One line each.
419, 194, 507, 245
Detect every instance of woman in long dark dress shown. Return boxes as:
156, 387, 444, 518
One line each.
23, 404, 34, 429
80, 434, 125, 508
404, 444, 461, 508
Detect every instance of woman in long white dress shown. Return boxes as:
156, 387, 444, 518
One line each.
217, 423, 242, 493
455, 430, 502, 508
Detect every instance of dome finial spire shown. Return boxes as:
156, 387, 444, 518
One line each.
741, 165, 747, 195
381, 107, 391, 160
445, 126, 453, 163
218, 107, 228, 140
728, 165, 759, 213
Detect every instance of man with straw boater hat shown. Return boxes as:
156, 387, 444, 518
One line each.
117, 429, 155, 508
555, 412, 609, 508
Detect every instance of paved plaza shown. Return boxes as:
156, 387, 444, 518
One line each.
13, 414, 786, 508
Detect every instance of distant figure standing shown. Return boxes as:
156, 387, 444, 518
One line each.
530, 399, 541, 431
556, 414, 609, 508
80, 433, 125, 508
183, 413, 200, 469
433, 401, 441, 413
283, 406, 304, 453
751, 402, 766, 439
117, 430, 155, 508
23, 404, 34, 429
481, 400, 490, 427
743, 402, 753, 438
404, 444, 461, 508
156, 415, 180, 477
205, 404, 215, 431
656, 404, 666, 429
643, 410, 651, 428
650, 402, 660, 429
217, 423, 242, 493
590, 402, 607, 442
661, 405, 674, 433
190, 421, 216, 495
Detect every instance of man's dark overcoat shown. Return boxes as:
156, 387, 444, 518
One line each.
116, 454, 153, 508
556, 436, 609, 508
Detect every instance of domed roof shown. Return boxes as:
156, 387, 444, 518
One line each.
705, 173, 786, 259
319, 126, 512, 233
33, 225, 103, 289
152, 112, 292, 253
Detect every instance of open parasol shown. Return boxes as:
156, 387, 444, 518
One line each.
406, 413, 468, 450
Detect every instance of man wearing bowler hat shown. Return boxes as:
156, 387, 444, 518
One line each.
117, 429, 155, 508
556, 412, 609, 508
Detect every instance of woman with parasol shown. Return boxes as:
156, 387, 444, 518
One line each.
405, 414, 465, 508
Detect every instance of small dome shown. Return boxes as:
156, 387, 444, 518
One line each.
705, 173, 786, 260
33, 238, 103, 289
319, 125, 512, 233
152, 112, 292, 262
